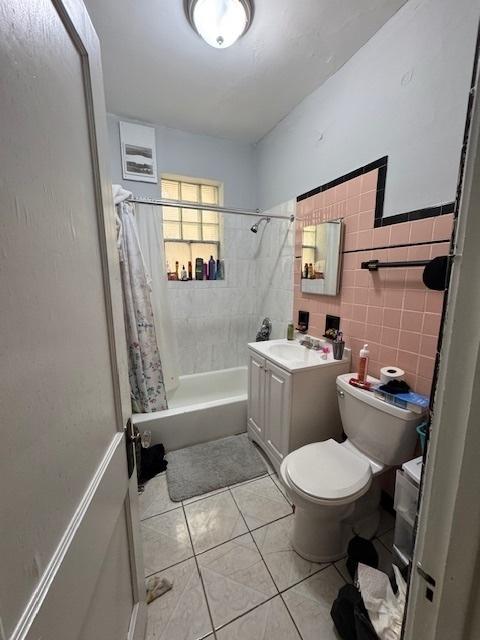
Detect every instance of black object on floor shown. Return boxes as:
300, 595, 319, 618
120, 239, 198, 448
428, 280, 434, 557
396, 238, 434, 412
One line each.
331, 584, 378, 640
346, 536, 379, 581
138, 444, 168, 486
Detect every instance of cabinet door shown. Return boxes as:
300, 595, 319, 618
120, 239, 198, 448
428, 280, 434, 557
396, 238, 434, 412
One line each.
248, 351, 266, 439
265, 361, 292, 466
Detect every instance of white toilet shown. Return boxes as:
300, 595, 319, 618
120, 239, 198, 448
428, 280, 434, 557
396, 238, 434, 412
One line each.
280, 373, 424, 562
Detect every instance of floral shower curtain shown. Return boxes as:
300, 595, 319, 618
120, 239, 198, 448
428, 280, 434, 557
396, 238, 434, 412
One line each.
115, 191, 168, 413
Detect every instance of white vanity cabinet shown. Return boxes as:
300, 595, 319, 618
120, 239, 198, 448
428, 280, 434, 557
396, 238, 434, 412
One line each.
247, 340, 351, 472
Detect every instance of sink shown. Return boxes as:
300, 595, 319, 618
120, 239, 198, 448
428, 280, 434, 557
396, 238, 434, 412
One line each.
248, 338, 350, 372
266, 343, 320, 362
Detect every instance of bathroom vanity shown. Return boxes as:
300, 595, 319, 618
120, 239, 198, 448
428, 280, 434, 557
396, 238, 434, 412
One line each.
247, 338, 351, 472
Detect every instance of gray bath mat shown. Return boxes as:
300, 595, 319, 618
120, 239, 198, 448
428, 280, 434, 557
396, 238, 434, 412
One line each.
165, 433, 267, 502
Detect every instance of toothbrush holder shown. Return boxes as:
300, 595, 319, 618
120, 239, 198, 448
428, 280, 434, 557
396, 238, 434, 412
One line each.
332, 341, 345, 361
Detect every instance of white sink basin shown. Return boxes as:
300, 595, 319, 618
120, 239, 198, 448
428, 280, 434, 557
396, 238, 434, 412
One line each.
248, 338, 350, 372
266, 343, 321, 363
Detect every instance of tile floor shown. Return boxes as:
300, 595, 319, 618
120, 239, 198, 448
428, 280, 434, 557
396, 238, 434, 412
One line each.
141, 465, 395, 640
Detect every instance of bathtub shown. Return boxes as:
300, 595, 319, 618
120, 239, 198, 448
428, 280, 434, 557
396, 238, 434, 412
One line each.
133, 366, 248, 452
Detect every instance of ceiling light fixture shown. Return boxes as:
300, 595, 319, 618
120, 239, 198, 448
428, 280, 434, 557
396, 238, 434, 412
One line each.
186, 0, 253, 49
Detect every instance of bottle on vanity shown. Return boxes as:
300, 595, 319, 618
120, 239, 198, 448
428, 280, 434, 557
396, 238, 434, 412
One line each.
357, 344, 369, 382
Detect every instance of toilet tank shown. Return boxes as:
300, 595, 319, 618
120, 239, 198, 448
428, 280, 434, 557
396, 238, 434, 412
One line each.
336, 374, 424, 466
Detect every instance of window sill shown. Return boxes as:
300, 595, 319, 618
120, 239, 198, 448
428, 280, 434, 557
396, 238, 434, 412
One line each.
166, 278, 226, 289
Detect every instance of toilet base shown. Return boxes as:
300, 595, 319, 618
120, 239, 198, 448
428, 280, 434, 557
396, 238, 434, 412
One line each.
288, 480, 383, 563
292, 500, 355, 562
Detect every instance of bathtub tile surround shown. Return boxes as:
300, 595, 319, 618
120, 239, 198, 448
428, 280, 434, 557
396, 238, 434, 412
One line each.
162, 203, 295, 376
294, 164, 454, 395
254, 200, 295, 340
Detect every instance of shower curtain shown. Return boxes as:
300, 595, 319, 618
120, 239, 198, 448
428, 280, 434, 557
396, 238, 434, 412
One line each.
135, 203, 179, 393
114, 187, 168, 413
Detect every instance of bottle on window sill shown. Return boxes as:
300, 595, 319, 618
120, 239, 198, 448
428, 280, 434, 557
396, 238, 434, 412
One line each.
180, 265, 188, 281
208, 255, 216, 280
188, 261, 193, 280
195, 258, 204, 280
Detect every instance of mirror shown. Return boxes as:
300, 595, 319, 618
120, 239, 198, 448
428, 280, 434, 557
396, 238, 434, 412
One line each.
301, 220, 344, 295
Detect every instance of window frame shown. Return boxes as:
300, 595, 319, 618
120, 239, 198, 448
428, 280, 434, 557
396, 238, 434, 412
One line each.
161, 174, 223, 257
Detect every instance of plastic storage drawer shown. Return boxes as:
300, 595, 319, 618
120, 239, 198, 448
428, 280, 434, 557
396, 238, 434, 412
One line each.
393, 512, 415, 564
394, 470, 419, 527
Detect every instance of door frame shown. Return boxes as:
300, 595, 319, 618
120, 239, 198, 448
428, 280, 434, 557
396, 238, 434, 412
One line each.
403, 25, 480, 639
9, 1, 146, 638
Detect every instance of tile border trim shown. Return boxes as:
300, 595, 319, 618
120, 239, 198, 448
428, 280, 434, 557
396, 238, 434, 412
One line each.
296, 156, 455, 228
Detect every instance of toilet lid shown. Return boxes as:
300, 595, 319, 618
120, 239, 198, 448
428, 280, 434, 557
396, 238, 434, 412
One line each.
285, 439, 372, 501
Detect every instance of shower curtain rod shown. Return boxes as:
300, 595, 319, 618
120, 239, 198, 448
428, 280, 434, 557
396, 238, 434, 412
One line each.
129, 196, 295, 222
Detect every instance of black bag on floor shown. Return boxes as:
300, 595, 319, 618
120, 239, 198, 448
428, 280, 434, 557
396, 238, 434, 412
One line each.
138, 444, 168, 486
346, 535, 379, 580
331, 583, 378, 640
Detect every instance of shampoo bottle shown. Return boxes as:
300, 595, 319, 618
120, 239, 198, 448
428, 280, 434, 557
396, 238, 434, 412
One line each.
208, 255, 216, 280
358, 344, 369, 382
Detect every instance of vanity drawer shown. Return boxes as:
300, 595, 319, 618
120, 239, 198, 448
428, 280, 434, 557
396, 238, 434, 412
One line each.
394, 470, 419, 527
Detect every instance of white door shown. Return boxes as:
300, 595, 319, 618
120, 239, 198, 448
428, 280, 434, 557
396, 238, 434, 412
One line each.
248, 351, 266, 439
264, 361, 292, 466
0, 1, 146, 639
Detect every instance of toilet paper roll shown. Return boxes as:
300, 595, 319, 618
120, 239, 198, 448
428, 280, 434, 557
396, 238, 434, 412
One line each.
380, 366, 405, 383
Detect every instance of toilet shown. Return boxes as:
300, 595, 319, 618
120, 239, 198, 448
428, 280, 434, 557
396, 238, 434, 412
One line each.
280, 373, 424, 562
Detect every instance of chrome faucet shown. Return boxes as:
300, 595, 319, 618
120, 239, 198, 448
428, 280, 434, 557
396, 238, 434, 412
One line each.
299, 336, 313, 349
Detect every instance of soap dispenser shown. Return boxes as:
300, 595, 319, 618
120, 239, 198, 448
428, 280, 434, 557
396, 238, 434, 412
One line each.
358, 344, 369, 382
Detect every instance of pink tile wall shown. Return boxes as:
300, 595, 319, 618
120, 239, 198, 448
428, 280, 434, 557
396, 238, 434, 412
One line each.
294, 170, 454, 396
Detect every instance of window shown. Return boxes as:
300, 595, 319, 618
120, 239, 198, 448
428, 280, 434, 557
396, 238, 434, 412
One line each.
161, 177, 221, 279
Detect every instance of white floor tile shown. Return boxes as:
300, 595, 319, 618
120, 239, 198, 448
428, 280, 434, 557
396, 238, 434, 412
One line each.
142, 509, 193, 576
374, 539, 393, 577
378, 527, 394, 552
146, 559, 213, 640
197, 533, 277, 628
377, 508, 395, 535
283, 566, 345, 640
252, 443, 275, 475
333, 557, 351, 583
216, 596, 301, 640
185, 491, 248, 554
140, 474, 181, 520
230, 476, 292, 530
182, 486, 229, 506
270, 473, 292, 504
252, 515, 325, 591
334, 538, 394, 584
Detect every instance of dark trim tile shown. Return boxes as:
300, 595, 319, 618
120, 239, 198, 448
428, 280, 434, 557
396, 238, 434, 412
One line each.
296, 156, 388, 202
296, 155, 456, 228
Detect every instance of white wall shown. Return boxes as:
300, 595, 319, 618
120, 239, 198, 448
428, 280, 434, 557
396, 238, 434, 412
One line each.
107, 113, 257, 209
256, 0, 479, 215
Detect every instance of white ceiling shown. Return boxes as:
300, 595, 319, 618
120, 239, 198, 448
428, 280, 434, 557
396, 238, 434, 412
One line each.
85, 0, 407, 142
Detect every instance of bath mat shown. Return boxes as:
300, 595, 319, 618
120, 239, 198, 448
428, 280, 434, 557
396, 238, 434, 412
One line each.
165, 433, 267, 502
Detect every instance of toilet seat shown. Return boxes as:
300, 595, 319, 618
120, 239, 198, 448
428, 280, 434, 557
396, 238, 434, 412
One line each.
284, 439, 372, 506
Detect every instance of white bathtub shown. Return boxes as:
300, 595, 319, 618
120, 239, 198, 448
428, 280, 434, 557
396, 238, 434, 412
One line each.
133, 366, 248, 452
